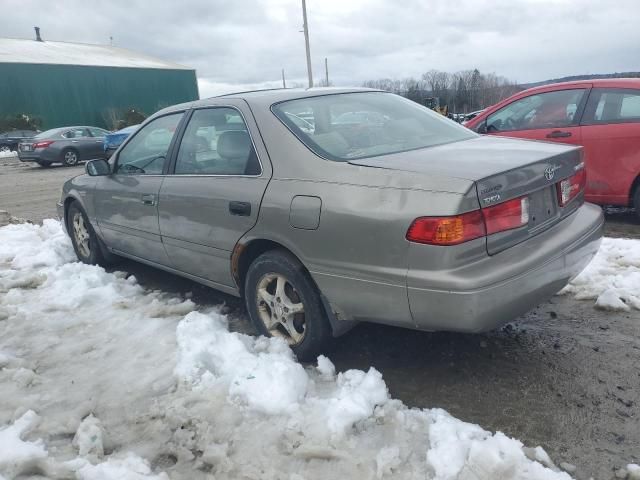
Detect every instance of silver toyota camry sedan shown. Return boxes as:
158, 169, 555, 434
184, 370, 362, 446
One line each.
57, 88, 603, 360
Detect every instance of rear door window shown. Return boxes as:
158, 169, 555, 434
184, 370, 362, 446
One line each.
582, 89, 640, 124
63, 128, 89, 139
173, 108, 261, 175
486, 89, 586, 132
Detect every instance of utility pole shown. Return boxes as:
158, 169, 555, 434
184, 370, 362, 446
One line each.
324, 57, 329, 87
282, 69, 286, 88
301, 0, 313, 88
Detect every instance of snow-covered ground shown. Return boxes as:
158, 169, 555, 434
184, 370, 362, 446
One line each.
0, 221, 637, 480
0, 151, 18, 159
561, 237, 640, 311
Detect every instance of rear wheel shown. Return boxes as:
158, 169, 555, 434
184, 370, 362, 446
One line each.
634, 184, 640, 219
67, 202, 118, 266
62, 149, 79, 167
244, 250, 331, 362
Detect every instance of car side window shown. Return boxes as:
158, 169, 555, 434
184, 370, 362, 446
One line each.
115, 113, 183, 175
486, 89, 586, 132
63, 128, 89, 139
88, 128, 108, 137
582, 89, 640, 124
174, 108, 261, 176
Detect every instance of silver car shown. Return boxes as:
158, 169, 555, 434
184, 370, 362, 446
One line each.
18, 126, 110, 167
57, 88, 603, 360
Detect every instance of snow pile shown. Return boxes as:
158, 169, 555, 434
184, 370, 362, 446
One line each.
0, 151, 17, 159
563, 237, 640, 311
0, 220, 577, 479
0, 411, 47, 479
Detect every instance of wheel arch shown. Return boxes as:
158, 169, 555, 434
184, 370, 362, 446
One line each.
60, 146, 80, 162
630, 174, 640, 207
231, 237, 358, 337
232, 238, 305, 297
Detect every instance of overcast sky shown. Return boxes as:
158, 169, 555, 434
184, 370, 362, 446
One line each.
4, 0, 640, 97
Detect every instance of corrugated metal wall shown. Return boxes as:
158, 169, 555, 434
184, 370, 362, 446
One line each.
0, 63, 199, 129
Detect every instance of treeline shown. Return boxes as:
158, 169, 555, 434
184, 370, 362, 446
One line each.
363, 69, 520, 113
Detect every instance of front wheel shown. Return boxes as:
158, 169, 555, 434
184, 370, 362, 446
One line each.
244, 250, 332, 362
67, 202, 117, 266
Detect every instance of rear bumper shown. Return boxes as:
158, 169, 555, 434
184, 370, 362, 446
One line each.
407, 202, 604, 332
19, 151, 57, 163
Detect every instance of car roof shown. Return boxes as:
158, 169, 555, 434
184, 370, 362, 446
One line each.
521, 78, 640, 95
159, 87, 384, 114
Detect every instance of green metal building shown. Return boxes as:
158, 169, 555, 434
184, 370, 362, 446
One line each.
0, 36, 199, 129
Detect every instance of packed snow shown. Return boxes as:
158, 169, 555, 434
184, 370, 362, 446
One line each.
561, 237, 640, 311
0, 151, 17, 159
0, 220, 636, 479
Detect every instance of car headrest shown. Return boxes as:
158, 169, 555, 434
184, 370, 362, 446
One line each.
217, 130, 251, 160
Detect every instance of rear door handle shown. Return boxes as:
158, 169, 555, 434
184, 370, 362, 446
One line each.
141, 194, 156, 206
546, 130, 572, 138
229, 201, 251, 216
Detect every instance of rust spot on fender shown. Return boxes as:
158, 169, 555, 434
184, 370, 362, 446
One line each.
231, 241, 248, 287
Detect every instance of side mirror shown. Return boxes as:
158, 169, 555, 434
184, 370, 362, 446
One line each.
86, 159, 111, 176
476, 121, 487, 134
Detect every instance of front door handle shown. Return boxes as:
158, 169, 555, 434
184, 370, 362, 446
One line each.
546, 130, 572, 138
141, 194, 156, 206
229, 201, 251, 216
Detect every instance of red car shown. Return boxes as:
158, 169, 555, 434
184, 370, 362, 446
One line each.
465, 79, 640, 214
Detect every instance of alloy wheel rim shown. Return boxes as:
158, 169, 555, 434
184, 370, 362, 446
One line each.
256, 273, 306, 345
72, 213, 91, 258
65, 151, 77, 165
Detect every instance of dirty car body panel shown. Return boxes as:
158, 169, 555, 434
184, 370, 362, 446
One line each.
60, 88, 603, 336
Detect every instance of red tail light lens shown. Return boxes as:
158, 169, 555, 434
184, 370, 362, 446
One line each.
556, 168, 586, 207
406, 210, 486, 245
482, 196, 529, 235
406, 196, 529, 246
34, 141, 54, 149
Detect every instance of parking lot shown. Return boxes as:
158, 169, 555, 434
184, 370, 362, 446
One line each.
1, 154, 639, 479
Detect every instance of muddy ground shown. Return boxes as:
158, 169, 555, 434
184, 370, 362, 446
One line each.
1, 154, 639, 479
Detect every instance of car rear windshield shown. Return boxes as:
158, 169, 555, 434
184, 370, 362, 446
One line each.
272, 92, 476, 161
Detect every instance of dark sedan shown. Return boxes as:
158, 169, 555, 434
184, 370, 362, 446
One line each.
0, 130, 39, 152
18, 126, 110, 167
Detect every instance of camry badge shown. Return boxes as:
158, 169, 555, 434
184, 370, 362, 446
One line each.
544, 165, 561, 181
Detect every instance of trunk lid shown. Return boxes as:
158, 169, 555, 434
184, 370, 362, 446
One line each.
349, 136, 585, 255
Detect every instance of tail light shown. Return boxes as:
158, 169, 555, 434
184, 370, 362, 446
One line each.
406, 211, 485, 246
406, 196, 530, 246
556, 167, 586, 207
482, 197, 529, 235
34, 140, 54, 149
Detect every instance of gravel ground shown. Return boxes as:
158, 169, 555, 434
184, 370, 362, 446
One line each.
1, 152, 640, 479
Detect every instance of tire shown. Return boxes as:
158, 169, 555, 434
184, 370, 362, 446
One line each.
244, 250, 332, 362
61, 148, 79, 167
67, 202, 118, 266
